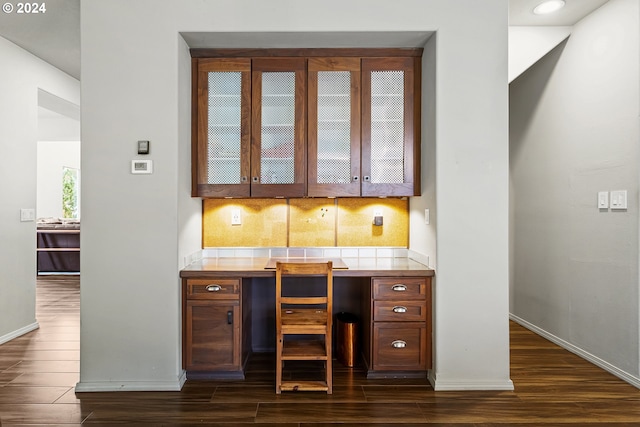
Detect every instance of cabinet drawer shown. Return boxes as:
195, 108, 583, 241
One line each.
373, 277, 427, 300
372, 322, 427, 371
373, 300, 427, 322
187, 279, 240, 300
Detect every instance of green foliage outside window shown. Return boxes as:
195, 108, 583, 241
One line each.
62, 167, 78, 219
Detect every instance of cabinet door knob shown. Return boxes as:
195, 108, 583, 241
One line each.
391, 284, 407, 292
252, 176, 259, 183
392, 306, 407, 313
205, 284, 222, 292
227, 310, 233, 324
241, 176, 248, 183
352, 175, 359, 182
363, 175, 371, 182
391, 340, 407, 349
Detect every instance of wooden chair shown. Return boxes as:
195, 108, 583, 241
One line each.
275, 261, 333, 394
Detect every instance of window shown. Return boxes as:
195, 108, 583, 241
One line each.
62, 166, 79, 219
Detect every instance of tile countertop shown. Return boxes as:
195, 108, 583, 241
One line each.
180, 257, 434, 278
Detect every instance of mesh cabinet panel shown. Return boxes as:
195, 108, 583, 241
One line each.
261, 72, 295, 184
207, 72, 242, 184
370, 70, 405, 184
317, 71, 351, 184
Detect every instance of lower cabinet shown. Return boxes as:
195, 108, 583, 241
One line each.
363, 277, 432, 377
183, 278, 243, 378
181, 274, 433, 380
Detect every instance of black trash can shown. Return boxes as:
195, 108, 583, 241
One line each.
336, 312, 359, 367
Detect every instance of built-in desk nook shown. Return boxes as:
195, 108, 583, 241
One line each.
180, 256, 433, 380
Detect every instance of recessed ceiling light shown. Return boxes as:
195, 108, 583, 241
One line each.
533, 0, 566, 15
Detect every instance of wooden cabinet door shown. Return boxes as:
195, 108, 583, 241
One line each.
251, 58, 306, 197
185, 300, 241, 371
307, 57, 361, 197
361, 57, 421, 197
193, 58, 252, 197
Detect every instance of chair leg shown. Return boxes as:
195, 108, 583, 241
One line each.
275, 335, 283, 394
326, 339, 332, 394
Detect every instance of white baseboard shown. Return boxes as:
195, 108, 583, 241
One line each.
75, 373, 187, 392
0, 322, 39, 345
510, 314, 640, 389
432, 378, 514, 391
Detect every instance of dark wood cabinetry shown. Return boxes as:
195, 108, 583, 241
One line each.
181, 267, 432, 380
363, 277, 432, 377
251, 58, 307, 197
192, 59, 251, 198
182, 278, 244, 377
361, 57, 421, 197
191, 49, 422, 198
307, 57, 361, 197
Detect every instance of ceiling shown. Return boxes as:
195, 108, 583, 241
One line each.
0, 0, 609, 82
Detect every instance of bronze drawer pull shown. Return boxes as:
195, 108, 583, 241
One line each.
391, 340, 407, 349
391, 284, 407, 292
205, 284, 222, 292
392, 306, 407, 313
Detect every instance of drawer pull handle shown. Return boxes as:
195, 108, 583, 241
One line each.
391, 284, 407, 292
227, 310, 233, 324
392, 340, 407, 349
205, 284, 222, 292
392, 306, 407, 313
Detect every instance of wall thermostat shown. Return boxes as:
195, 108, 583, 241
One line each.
137, 140, 150, 155
131, 159, 153, 174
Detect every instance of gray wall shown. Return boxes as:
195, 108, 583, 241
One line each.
510, 0, 640, 382
78, 0, 510, 391
0, 36, 79, 343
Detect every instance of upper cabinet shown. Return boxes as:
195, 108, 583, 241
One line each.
251, 58, 306, 198
361, 57, 420, 197
307, 57, 361, 197
193, 58, 251, 197
191, 49, 422, 198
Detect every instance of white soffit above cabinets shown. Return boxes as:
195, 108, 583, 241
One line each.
181, 31, 434, 49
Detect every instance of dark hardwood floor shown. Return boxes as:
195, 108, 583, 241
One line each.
1, 275, 639, 425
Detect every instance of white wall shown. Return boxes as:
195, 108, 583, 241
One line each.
510, 0, 640, 385
78, 0, 510, 391
0, 36, 80, 343
37, 141, 81, 219
508, 26, 572, 83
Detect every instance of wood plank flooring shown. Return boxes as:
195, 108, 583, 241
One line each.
1, 275, 639, 425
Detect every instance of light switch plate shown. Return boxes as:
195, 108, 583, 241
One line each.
610, 190, 627, 210
20, 208, 35, 222
597, 191, 609, 209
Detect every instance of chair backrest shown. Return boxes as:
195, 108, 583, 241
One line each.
275, 261, 333, 320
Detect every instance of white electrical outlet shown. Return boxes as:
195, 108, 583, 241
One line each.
231, 209, 242, 225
